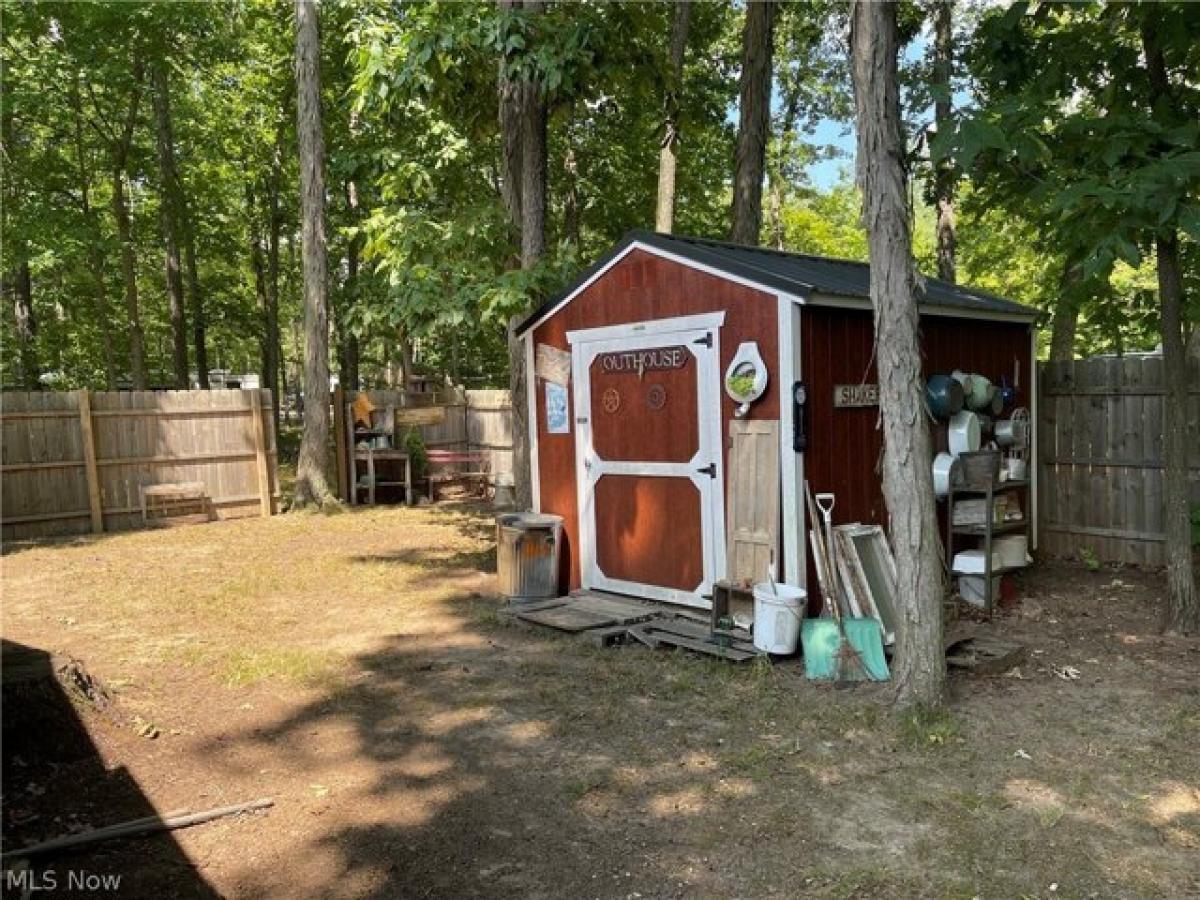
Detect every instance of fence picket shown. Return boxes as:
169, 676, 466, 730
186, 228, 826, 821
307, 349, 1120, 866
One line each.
1038, 355, 1199, 567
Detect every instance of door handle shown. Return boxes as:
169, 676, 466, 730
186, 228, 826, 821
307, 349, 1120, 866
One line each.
696, 462, 717, 478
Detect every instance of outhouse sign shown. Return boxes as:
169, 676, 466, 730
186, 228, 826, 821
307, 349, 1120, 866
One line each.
833, 383, 879, 408
596, 346, 688, 379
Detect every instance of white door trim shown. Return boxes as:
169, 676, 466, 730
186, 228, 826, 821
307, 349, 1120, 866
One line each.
566, 311, 727, 346
570, 314, 725, 608
777, 293, 805, 587
524, 332, 541, 512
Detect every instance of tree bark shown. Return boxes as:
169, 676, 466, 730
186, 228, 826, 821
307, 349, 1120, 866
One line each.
563, 138, 581, 248
110, 58, 146, 389
503, 0, 548, 512
1141, 17, 1197, 633
932, 0, 956, 283
1048, 258, 1080, 362
731, 0, 776, 246
341, 179, 362, 393
851, 0, 946, 707
12, 261, 39, 389
1156, 236, 1198, 633
71, 77, 117, 389
292, 0, 334, 507
151, 59, 190, 387
497, 0, 524, 242
767, 90, 801, 251
111, 164, 146, 389
264, 117, 285, 429
655, 0, 692, 233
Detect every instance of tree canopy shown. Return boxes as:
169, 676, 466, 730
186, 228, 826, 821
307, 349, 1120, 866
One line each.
2, 0, 1195, 392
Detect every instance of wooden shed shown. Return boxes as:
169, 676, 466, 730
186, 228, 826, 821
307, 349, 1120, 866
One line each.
515, 230, 1038, 608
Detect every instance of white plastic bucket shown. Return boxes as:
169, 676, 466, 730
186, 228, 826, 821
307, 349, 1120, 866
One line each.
752, 583, 806, 655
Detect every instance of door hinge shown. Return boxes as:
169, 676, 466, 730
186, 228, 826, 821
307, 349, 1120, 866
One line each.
696, 462, 717, 478
693, 332, 712, 348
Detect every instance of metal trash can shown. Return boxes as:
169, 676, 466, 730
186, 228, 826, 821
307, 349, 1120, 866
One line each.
496, 512, 563, 601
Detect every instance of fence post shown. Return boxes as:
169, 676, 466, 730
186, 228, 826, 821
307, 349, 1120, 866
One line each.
250, 389, 272, 517
76, 389, 104, 534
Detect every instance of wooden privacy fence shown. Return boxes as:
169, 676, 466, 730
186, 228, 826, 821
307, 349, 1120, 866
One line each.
333, 387, 512, 501
2, 389, 279, 541
1037, 355, 1200, 566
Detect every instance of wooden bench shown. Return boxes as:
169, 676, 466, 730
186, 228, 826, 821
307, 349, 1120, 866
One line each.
140, 481, 209, 525
426, 450, 491, 502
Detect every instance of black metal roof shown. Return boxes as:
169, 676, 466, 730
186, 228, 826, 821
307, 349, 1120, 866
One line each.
515, 229, 1036, 335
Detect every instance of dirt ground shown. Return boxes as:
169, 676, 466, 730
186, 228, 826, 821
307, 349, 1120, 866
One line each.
2, 504, 1198, 899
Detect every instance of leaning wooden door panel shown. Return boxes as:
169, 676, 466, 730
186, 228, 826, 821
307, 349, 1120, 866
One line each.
594, 475, 704, 592
726, 420, 780, 586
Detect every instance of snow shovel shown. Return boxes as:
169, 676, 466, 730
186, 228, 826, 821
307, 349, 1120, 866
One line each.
800, 484, 889, 682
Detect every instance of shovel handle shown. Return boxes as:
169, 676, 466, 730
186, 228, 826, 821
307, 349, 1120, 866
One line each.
815, 493, 836, 517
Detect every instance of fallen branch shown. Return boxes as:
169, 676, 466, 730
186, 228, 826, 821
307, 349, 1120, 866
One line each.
2, 798, 274, 862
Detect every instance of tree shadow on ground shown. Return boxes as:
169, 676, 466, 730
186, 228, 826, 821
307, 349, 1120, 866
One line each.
197, 581, 1198, 900
2, 639, 220, 899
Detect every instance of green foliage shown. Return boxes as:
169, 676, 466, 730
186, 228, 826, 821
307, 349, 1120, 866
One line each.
1079, 547, 1101, 572
403, 427, 429, 481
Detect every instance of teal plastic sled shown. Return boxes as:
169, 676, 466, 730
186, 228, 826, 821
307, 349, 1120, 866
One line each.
801, 617, 889, 682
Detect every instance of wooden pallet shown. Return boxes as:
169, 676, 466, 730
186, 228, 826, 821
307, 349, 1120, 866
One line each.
508, 592, 763, 662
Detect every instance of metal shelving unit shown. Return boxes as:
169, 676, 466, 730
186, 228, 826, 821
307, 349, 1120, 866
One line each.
945, 479, 1030, 614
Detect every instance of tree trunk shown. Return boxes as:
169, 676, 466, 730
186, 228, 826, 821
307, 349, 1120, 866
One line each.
71, 76, 117, 389
342, 179, 362, 393
1140, 17, 1197, 633
730, 0, 776, 246
563, 138, 581, 248
497, 0, 524, 242
12, 261, 39, 389
851, 0, 945, 707
932, 0, 956, 283
111, 165, 146, 389
151, 59, 190, 387
767, 92, 801, 251
1155, 233, 1198, 633
292, 0, 334, 507
265, 123, 285, 429
181, 205, 208, 387
503, 0, 548, 512
655, 0, 692, 233
1048, 258, 1080, 362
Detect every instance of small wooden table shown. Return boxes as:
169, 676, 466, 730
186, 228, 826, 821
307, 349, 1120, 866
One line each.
140, 481, 209, 524
426, 450, 490, 502
354, 448, 413, 506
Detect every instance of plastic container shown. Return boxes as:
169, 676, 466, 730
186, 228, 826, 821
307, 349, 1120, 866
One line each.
994, 535, 1029, 568
752, 583, 806, 655
496, 513, 563, 601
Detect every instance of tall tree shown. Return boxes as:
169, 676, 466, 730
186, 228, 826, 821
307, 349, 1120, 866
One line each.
499, 0, 549, 511
150, 57, 190, 387
292, 0, 334, 507
731, 0, 776, 245
931, 0, 956, 282
9, 262, 40, 389
952, 3, 1198, 633
851, 0, 945, 706
1141, 13, 1197, 634
106, 57, 146, 388
654, 0, 692, 233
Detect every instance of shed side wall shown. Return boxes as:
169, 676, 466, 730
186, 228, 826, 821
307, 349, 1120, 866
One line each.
800, 306, 1033, 604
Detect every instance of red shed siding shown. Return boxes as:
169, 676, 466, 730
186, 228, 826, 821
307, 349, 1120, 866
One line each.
801, 306, 1033, 603
531, 249, 779, 592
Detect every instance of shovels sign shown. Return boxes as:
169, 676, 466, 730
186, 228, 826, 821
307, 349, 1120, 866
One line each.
833, 383, 879, 408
